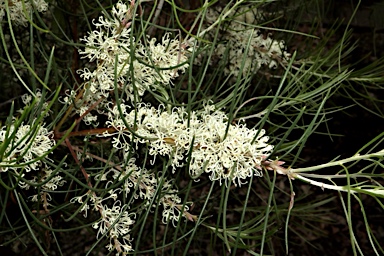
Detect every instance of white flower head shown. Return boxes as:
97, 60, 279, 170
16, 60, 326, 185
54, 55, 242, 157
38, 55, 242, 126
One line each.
189, 106, 273, 186
104, 102, 274, 186
30, 168, 66, 205
92, 200, 135, 254
195, 5, 290, 77
0, 120, 55, 173
74, 0, 189, 124
0, 0, 48, 26
18, 89, 51, 117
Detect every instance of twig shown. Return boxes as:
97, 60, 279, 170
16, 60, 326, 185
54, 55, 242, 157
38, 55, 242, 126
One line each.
0, 95, 22, 108
148, 0, 165, 35
290, 150, 384, 173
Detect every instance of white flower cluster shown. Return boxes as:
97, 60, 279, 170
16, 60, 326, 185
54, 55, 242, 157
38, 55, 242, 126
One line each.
63, 1, 193, 253
104, 102, 274, 186
28, 168, 66, 204
94, 156, 185, 223
67, 0, 189, 125
70, 191, 135, 254
0, 0, 48, 26
17, 89, 50, 117
93, 201, 135, 254
0, 0, 283, 254
62, 2, 276, 254
0, 116, 64, 204
72, 156, 186, 254
197, 5, 290, 77
0, 120, 55, 173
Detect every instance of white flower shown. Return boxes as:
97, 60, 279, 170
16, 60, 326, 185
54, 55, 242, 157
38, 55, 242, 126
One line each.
38, 169, 65, 190
74, 0, 189, 124
136, 33, 189, 87
92, 200, 135, 254
160, 193, 188, 227
195, 5, 290, 77
104, 102, 274, 186
70, 193, 91, 218
29, 168, 66, 204
0, 0, 48, 26
0, 120, 55, 173
18, 89, 51, 117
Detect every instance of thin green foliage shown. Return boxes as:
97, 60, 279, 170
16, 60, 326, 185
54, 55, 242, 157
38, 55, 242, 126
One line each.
0, 0, 384, 255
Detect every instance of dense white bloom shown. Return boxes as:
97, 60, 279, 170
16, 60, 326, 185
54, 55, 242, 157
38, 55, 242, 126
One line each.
195, 5, 290, 77
92, 201, 135, 254
94, 156, 188, 225
71, 158, 189, 253
73, 0, 189, 124
0, 120, 55, 173
104, 102, 274, 186
71, 190, 136, 254
0, 0, 48, 26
